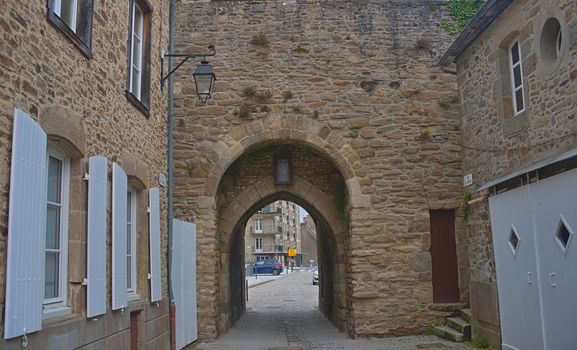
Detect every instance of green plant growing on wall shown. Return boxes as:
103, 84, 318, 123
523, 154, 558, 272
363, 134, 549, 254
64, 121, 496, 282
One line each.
460, 190, 472, 220
242, 86, 257, 98
418, 129, 431, 141
443, 0, 486, 34
234, 103, 254, 119
185, 161, 195, 177
257, 105, 271, 112
425, 323, 435, 335
250, 33, 269, 46
235, 87, 273, 119
442, 18, 460, 35
291, 105, 303, 113
254, 90, 273, 104
438, 99, 450, 110
471, 338, 490, 349
282, 90, 293, 102
292, 46, 309, 54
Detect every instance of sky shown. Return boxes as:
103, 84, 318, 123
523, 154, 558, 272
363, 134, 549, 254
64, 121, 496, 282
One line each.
299, 207, 308, 223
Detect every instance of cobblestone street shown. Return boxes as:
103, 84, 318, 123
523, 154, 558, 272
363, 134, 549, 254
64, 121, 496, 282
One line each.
194, 271, 474, 350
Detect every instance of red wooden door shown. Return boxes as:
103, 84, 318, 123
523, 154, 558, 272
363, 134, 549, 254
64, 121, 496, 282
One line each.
430, 210, 460, 303
130, 311, 139, 350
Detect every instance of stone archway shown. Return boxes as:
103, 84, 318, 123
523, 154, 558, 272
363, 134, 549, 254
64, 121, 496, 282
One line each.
178, 117, 369, 340
211, 139, 354, 337
218, 176, 349, 333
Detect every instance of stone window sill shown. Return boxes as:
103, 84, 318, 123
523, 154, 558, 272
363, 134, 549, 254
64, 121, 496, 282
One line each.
127, 293, 141, 303
43, 305, 72, 320
126, 91, 150, 118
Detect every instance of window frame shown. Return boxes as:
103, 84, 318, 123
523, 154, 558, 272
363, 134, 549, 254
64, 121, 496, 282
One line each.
254, 218, 263, 232
126, 0, 153, 116
127, 185, 137, 296
255, 238, 263, 251
47, 0, 94, 58
43, 145, 71, 316
508, 40, 525, 116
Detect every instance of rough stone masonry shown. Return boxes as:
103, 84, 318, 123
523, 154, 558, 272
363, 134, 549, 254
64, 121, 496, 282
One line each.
173, 0, 467, 340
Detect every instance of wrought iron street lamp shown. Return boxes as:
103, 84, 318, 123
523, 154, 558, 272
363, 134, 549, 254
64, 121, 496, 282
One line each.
160, 45, 216, 102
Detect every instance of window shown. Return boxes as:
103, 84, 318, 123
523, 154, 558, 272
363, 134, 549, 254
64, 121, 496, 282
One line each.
539, 17, 565, 73
44, 146, 70, 313
127, 0, 152, 114
254, 218, 263, 232
127, 186, 137, 295
509, 41, 525, 115
47, 0, 94, 57
255, 238, 263, 251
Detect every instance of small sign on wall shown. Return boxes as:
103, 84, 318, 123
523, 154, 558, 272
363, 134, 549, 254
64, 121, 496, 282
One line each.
464, 173, 473, 187
159, 173, 167, 187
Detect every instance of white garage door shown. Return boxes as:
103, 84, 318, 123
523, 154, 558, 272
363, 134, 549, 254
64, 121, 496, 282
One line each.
489, 167, 577, 350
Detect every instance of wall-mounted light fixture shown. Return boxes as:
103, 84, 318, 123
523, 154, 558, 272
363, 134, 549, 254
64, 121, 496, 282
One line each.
274, 153, 292, 185
160, 45, 216, 103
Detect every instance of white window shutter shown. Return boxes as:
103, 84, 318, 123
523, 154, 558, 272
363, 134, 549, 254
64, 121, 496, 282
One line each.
112, 163, 128, 310
172, 219, 198, 348
148, 187, 162, 302
86, 156, 108, 318
4, 109, 47, 339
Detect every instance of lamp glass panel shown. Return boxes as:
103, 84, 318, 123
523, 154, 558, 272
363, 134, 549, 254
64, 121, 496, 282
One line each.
195, 75, 213, 95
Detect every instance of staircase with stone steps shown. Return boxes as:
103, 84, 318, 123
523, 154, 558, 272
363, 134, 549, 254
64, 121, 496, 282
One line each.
434, 308, 471, 342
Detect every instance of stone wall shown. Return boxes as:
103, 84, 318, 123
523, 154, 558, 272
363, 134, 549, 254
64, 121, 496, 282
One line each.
173, 0, 464, 340
0, 1, 170, 349
455, 0, 577, 346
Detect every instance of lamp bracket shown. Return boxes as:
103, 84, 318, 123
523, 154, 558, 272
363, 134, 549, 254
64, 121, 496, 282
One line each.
160, 45, 215, 90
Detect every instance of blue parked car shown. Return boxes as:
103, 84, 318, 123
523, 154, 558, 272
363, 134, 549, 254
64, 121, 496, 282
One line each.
253, 259, 283, 275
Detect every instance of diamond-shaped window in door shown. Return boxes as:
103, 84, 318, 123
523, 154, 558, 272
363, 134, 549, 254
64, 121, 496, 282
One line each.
508, 226, 521, 256
555, 216, 573, 255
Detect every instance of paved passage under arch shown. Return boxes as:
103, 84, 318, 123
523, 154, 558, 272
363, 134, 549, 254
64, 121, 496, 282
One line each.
194, 272, 474, 350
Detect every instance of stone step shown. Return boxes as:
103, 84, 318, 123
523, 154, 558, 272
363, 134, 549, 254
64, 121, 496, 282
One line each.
447, 317, 471, 339
434, 325, 465, 342
428, 303, 466, 312
461, 308, 472, 323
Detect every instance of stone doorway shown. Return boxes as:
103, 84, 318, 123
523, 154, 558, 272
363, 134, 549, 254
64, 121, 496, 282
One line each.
216, 143, 351, 337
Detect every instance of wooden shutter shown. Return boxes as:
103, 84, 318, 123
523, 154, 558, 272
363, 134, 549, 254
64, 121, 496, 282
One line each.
4, 109, 47, 339
148, 187, 162, 302
112, 163, 128, 310
86, 156, 108, 317
172, 219, 198, 349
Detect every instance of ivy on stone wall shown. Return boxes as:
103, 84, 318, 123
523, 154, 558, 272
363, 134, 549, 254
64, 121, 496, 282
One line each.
442, 0, 486, 34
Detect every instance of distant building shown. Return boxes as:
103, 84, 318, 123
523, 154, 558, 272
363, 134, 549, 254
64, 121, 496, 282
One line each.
245, 201, 302, 265
300, 216, 318, 268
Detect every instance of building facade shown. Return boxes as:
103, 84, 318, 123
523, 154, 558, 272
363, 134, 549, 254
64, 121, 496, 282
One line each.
244, 201, 302, 266
442, 0, 577, 348
299, 215, 318, 268
0, 1, 170, 349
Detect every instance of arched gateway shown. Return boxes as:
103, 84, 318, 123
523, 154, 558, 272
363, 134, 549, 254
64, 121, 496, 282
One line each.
172, 0, 466, 342
176, 115, 369, 338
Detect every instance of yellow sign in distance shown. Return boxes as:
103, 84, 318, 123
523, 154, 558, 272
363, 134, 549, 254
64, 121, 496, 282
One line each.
288, 248, 297, 257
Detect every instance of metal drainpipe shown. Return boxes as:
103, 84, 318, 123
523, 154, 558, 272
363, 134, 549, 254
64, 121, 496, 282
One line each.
167, 0, 176, 342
